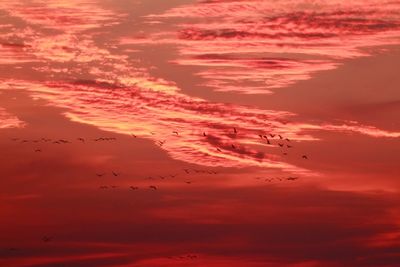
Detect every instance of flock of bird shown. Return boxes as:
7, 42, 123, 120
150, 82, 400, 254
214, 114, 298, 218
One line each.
8, 128, 307, 192
10, 127, 309, 159
4, 128, 308, 256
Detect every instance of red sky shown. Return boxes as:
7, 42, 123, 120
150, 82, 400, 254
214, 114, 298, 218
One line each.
1, 1, 400, 266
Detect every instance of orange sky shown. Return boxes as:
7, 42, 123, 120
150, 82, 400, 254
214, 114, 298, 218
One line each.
1, 1, 400, 266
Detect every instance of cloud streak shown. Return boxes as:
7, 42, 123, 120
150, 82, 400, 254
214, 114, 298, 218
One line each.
119, 0, 400, 94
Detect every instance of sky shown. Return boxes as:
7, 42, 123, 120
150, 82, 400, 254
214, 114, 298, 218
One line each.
0, 0, 400, 266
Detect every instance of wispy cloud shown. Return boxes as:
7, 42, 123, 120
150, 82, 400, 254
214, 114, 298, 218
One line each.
118, 0, 400, 94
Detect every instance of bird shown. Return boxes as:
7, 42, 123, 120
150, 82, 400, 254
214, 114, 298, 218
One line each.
183, 169, 190, 174
157, 140, 166, 146
149, 185, 157, 190
77, 138, 85, 142
96, 173, 105, 177
217, 148, 222, 152
130, 186, 139, 190
42, 236, 52, 242
172, 131, 179, 136
233, 127, 237, 134
34, 149, 42, 152
285, 138, 290, 142
278, 135, 283, 139
131, 133, 137, 138
302, 155, 308, 159
112, 171, 120, 177
278, 143, 284, 147
287, 177, 299, 181
231, 144, 236, 149
203, 132, 207, 137
185, 181, 192, 184
269, 134, 275, 138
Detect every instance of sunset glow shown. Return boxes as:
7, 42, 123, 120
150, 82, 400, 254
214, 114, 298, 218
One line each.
1, 1, 400, 267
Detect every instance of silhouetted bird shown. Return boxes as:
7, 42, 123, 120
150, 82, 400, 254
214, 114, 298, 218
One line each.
233, 127, 237, 134
131, 134, 137, 138
173, 131, 179, 136
278, 143, 284, 147
149, 185, 157, 190
96, 173, 105, 177
278, 135, 283, 139
185, 181, 192, 184
217, 148, 222, 152
42, 236, 52, 242
231, 144, 236, 149
77, 138, 85, 142
302, 155, 308, 159
287, 177, 299, 181
130, 186, 139, 190
203, 132, 207, 137
269, 134, 275, 138
112, 171, 120, 177
34, 149, 41, 152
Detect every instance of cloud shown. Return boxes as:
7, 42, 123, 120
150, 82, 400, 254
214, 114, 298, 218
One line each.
0, 107, 25, 129
122, 0, 400, 94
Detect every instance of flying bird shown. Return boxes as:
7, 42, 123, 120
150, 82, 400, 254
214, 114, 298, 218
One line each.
172, 131, 179, 136
130, 186, 139, 190
203, 132, 207, 137
34, 149, 42, 152
131, 134, 137, 138
42, 236, 52, 242
77, 138, 85, 142
302, 155, 308, 159
233, 127, 237, 134
96, 173, 105, 177
149, 185, 157, 190
287, 177, 299, 181
112, 171, 120, 177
